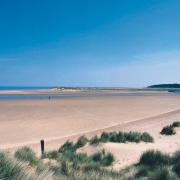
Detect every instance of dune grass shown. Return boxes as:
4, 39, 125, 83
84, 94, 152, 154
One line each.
148, 166, 177, 180
42, 140, 117, 179
161, 125, 176, 135
48, 147, 180, 179
0, 152, 52, 180
40, 137, 117, 178
90, 149, 115, 167
135, 150, 180, 179
74, 136, 88, 149
172, 121, 180, 128
139, 150, 171, 166
0, 130, 179, 179
58, 141, 76, 153
14, 147, 39, 166
0, 132, 153, 179
0, 146, 180, 179
90, 131, 154, 145
89, 135, 100, 145
160, 121, 180, 136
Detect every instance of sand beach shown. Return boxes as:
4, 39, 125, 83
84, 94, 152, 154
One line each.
0, 89, 180, 170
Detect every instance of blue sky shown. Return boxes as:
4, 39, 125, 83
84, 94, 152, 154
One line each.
0, 0, 180, 87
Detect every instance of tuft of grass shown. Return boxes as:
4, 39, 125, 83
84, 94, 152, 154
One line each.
14, 147, 38, 166
109, 132, 119, 142
60, 161, 70, 176
58, 141, 76, 153
124, 132, 141, 143
70, 153, 89, 164
0, 152, 52, 180
90, 149, 114, 167
100, 132, 110, 143
172, 121, 180, 128
91, 131, 154, 145
116, 132, 126, 143
160, 125, 176, 135
0, 152, 27, 180
82, 163, 101, 173
42, 150, 59, 160
171, 151, 180, 164
172, 151, 180, 177
135, 165, 151, 178
161, 121, 180, 136
101, 152, 115, 166
89, 135, 100, 145
75, 136, 88, 149
173, 161, 180, 177
139, 150, 171, 166
148, 166, 173, 180
141, 132, 154, 142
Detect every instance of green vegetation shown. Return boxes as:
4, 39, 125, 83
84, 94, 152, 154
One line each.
139, 150, 171, 166
0, 147, 180, 179
160, 121, 180, 135
75, 136, 88, 149
90, 131, 154, 145
0, 139, 117, 180
90, 149, 115, 167
148, 83, 180, 88
161, 125, 176, 135
42, 140, 116, 179
14, 147, 39, 166
172, 121, 180, 128
148, 166, 176, 180
89, 135, 100, 145
1, 132, 180, 179
135, 150, 180, 179
0, 152, 52, 180
58, 141, 76, 153
173, 161, 180, 177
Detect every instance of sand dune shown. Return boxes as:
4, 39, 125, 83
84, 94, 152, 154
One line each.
78, 108, 180, 169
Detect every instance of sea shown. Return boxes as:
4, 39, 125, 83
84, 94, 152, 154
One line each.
0, 86, 50, 91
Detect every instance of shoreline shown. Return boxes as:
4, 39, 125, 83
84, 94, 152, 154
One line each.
0, 88, 170, 95
0, 92, 180, 169
0, 89, 175, 101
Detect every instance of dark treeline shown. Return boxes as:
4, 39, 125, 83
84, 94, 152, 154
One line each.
148, 84, 180, 88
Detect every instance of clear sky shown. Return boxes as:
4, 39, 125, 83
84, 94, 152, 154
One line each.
0, 0, 180, 87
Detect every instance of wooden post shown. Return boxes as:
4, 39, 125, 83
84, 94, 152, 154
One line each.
40, 139, 45, 156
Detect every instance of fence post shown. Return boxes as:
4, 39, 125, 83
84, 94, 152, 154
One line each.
40, 139, 45, 156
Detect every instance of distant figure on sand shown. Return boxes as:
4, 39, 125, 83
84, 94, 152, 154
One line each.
48, 96, 51, 100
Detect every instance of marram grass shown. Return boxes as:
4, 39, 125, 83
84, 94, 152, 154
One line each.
0, 131, 179, 180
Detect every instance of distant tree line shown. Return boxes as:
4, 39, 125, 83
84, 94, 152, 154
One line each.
148, 84, 180, 88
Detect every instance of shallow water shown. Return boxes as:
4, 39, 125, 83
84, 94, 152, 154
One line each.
0, 92, 179, 100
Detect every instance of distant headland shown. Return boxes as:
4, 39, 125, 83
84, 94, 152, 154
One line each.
148, 83, 180, 88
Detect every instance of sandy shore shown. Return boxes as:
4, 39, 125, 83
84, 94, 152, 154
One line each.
0, 91, 180, 168
0, 93, 179, 147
